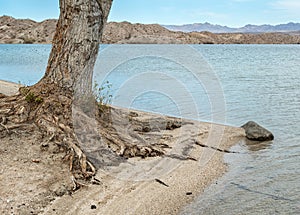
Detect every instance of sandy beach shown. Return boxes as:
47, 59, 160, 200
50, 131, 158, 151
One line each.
0, 80, 21, 96
0, 80, 245, 214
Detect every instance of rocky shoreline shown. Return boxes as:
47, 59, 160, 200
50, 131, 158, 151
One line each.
1, 16, 300, 44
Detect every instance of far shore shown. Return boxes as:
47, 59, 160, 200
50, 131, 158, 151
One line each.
0, 79, 245, 214
1, 16, 300, 44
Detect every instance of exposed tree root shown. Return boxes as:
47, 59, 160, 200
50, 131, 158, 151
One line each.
96, 106, 183, 159
0, 116, 9, 133
0, 85, 98, 184
1, 84, 181, 185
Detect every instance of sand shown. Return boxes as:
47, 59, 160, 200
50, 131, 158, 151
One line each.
0, 80, 21, 96
0, 80, 245, 215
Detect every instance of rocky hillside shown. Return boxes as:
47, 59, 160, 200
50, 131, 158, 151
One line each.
1, 16, 300, 44
0, 16, 56, 44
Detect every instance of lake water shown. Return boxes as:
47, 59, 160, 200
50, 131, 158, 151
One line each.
0, 44, 299, 214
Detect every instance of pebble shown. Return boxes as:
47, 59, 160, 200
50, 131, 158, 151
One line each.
41, 142, 49, 147
53, 185, 68, 197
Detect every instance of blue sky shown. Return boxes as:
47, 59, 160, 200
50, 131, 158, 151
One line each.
0, 0, 299, 27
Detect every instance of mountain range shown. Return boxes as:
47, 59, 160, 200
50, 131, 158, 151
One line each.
163, 22, 300, 33
1, 16, 300, 44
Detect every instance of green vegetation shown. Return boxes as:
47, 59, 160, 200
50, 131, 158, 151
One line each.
25, 91, 43, 104
93, 80, 113, 106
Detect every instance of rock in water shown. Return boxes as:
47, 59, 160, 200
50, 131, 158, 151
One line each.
242, 121, 274, 141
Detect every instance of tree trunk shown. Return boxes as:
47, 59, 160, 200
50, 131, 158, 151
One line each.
0, 0, 113, 181
0, 0, 166, 184
37, 0, 112, 93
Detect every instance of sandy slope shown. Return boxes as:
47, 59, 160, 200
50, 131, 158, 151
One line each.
0, 80, 245, 214
0, 80, 21, 96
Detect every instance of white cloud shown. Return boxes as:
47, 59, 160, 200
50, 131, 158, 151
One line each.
273, 0, 300, 11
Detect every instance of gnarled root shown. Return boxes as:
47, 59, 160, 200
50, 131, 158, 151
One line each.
0, 88, 97, 184
100, 130, 165, 158
67, 138, 96, 177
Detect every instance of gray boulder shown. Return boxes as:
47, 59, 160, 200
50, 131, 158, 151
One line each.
242, 121, 274, 141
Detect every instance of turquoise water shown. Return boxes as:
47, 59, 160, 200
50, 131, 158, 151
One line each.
0, 44, 50, 85
0, 44, 299, 214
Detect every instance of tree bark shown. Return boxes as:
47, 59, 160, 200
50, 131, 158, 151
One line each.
37, 0, 112, 92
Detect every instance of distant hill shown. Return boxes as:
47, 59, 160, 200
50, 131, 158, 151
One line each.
0, 15, 56, 44
163, 22, 300, 33
163, 23, 235, 33
1, 16, 300, 44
